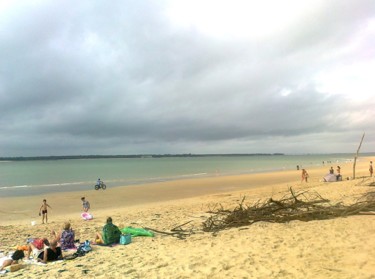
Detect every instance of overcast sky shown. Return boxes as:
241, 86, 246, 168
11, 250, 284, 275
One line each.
0, 0, 374, 156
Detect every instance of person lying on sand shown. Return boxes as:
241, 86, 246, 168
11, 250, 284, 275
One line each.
26, 238, 50, 259
37, 240, 63, 263
0, 250, 25, 271
51, 222, 76, 250
95, 217, 121, 245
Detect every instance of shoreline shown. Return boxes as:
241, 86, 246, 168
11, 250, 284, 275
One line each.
0, 156, 373, 225
0, 153, 365, 198
0, 157, 374, 278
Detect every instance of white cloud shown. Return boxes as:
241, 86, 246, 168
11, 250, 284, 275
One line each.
166, 0, 324, 39
0, 0, 374, 156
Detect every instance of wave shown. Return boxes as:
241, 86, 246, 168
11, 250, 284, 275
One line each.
0, 185, 31, 190
0, 181, 89, 191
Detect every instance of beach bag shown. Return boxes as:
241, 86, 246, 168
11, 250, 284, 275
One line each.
82, 240, 92, 252
77, 240, 92, 255
120, 234, 132, 245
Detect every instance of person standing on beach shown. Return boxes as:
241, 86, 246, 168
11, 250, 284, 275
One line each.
81, 197, 90, 212
39, 199, 52, 224
329, 167, 334, 174
370, 161, 373, 177
336, 166, 342, 181
301, 169, 309, 183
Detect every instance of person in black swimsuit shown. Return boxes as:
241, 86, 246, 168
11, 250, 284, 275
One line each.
37, 240, 63, 263
39, 199, 52, 224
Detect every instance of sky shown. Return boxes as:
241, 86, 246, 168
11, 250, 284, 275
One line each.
0, 0, 374, 156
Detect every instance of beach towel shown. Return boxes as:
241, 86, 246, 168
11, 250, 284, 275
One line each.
23, 259, 63, 266
323, 173, 337, 182
121, 227, 154, 237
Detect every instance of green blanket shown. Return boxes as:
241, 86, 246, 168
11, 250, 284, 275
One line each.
121, 227, 154, 237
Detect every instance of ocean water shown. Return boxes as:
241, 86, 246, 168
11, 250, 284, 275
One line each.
0, 154, 359, 197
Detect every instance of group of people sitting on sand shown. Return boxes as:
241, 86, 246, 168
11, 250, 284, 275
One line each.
1, 217, 121, 271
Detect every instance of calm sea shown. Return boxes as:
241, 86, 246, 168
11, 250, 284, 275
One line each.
0, 154, 360, 197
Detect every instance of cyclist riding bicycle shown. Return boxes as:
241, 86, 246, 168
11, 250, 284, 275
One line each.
96, 178, 102, 186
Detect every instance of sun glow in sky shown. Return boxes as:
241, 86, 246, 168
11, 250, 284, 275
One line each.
167, 1, 375, 101
314, 19, 375, 100
166, 0, 323, 39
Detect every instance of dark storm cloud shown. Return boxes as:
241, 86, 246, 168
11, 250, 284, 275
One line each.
0, 0, 374, 156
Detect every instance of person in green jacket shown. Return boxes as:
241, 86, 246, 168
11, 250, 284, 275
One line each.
95, 217, 121, 245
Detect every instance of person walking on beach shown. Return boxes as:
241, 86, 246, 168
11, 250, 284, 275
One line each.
301, 169, 309, 183
369, 161, 373, 177
39, 199, 52, 224
81, 197, 90, 212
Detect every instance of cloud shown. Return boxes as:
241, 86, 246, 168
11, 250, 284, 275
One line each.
0, 0, 374, 156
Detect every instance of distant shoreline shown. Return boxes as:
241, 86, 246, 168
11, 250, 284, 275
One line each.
0, 153, 285, 161
2, 152, 375, 161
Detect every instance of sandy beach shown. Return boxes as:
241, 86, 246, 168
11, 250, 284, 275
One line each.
1, 157, 374, 278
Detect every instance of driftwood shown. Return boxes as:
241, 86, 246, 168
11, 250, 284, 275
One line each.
202, 187, 375, 233
145, 221, 195, 239
145, 187, 375, 238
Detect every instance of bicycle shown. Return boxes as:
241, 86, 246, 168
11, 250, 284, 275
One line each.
94, 181, 106, 190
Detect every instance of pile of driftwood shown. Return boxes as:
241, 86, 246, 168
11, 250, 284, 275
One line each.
202, 187, 375, 233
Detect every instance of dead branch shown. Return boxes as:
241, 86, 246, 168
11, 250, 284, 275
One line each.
171, 220, 193, 232
144, 227, 192, 240
202, 187, 375, 233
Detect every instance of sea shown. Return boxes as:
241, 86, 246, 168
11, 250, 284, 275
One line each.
0, 154, 366, 197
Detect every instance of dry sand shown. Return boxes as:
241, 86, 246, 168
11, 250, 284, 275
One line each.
0, 157, 374, 278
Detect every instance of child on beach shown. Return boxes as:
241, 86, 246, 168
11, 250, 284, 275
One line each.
39, 199, 52, 224
81, 197, 90, 212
